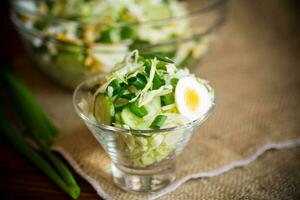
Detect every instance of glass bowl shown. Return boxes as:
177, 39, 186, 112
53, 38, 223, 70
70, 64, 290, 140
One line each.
11, 0, 227, 89
73, 74, 215, 192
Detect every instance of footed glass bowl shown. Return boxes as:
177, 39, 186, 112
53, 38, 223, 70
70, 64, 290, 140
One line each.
73, 75, 215, 192
11, 0, 227, 89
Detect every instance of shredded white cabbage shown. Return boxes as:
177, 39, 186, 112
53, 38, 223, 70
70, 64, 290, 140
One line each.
130, 58, 158, 104
138, 85, 172, 106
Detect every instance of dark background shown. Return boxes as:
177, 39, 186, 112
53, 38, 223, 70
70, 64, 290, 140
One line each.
0, 1, 101, 199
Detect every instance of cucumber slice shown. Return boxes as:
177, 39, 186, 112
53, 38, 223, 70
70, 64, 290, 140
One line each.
121, 97, 161, 129
144, 97, 161, 119
93, 94, 115, 125
121, 107, 150, 130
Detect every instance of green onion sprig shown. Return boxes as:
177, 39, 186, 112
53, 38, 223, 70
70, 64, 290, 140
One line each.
0, 107, 80, 199
0, 68, 80, 199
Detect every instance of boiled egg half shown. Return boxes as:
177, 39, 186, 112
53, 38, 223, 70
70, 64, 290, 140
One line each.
175, 76, 212, 121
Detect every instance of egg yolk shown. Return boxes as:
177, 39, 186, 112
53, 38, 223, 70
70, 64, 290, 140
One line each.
185, 89, 200, 112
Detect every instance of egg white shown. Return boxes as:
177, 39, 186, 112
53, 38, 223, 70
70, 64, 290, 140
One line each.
175, 76, 212, 121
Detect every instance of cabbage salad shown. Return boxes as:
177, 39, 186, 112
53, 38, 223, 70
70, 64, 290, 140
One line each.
81, 50, 214, 167
16, 0, 210, 77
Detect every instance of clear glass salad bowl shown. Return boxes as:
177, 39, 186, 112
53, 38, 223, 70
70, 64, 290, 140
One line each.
73, 74, 215, 192
11, 0, 227, 89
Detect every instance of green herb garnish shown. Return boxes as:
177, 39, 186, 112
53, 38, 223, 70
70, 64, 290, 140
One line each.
150, 115, 168, 129
161, 94, 175, 106
129, 102, 148, 118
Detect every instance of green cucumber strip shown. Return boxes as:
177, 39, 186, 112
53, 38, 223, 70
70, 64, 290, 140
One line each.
150, 115, 168, 129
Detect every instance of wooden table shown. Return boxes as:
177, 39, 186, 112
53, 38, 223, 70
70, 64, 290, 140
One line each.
0, 139, 100, 200
0, 1, 101, 199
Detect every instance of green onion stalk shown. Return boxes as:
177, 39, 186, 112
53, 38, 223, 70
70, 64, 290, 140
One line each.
0, 68, 80, 199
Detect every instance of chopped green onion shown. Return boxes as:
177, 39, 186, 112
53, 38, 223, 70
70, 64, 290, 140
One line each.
121, 93, 135, 100
150, 115, 168, 129
108, 79, 121, 96
129, 103, 148, 118
144, 59, 152, 76
152, 73, 165, 90
121, 25, 134, 39
171, 78, 179, 90
156, 61, 168, 70
128, 73, 147, 89
161, 94, 175, 106
113, 87, 125, 103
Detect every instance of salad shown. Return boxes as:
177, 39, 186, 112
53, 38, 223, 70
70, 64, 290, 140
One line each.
80, 50, 214, 167
14, 0, 212, 87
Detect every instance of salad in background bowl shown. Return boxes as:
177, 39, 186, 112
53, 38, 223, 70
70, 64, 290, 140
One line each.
11, 0, 227, 88
73, 50, 215, 192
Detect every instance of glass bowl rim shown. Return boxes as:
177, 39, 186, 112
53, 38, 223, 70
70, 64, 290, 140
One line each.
11, 0, 228, 26
11, 10, 226, 52
10, 0, 228, 51
72, 73, 216, 135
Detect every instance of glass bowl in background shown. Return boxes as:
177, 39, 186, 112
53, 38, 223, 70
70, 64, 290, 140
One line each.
11, 0, 228, 89
73, 74, 215, 192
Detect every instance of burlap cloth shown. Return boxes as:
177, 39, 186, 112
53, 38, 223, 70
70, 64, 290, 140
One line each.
14, 0, 300, 199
